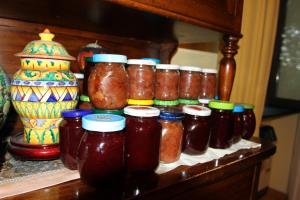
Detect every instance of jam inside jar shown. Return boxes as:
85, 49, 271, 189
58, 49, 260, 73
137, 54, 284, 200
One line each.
127, 59, 156, 100
209, 100, 234, 149
78, 114, 126, 186
159, 109, 184, 163
179, 66, 202, 100
88, 54, 128, 109
155, 64, 180, 101
199, 68, 217, 99
59, 109, 93, 170
182, 105, 211, 155
232, 105, 244, 143
124, 106, 161, 174
241, 104, 256, 139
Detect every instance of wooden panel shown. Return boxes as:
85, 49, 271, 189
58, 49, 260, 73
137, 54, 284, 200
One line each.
111, 0, 244, 34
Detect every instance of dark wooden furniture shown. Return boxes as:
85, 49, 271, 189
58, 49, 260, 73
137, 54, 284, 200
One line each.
2, 139, 276, 200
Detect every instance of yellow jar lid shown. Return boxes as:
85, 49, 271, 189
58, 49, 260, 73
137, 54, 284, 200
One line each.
127, 99, 154, 106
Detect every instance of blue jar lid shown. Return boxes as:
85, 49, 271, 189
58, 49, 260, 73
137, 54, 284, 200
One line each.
159, 110, 184, 121
233, 105, 245, 113
82, 114, 125, 132
93, 54, 127, 63
142, 58, 161, 64
61, 109, 93, 118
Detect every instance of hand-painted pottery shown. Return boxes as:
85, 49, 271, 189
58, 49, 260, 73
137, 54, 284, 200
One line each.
0, 65, 10, 129
11, 29, 78, 144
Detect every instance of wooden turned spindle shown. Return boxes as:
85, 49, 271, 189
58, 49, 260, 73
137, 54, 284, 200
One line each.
219, 34, 241, 100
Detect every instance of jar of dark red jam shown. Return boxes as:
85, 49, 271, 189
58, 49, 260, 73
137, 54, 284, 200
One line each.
155, 64, 180, 100
209, 100, 234, 149
127, 59, 156, 100
59, 109, 93, 170
241, 104, 256, 139
179, 66, 202, 100
78, 114, 126, 186
199, 68, 217, 99
232, 105, 245, 144
124, 106, 161, 174
159, 109, 184, 163
182, 105, 211, 155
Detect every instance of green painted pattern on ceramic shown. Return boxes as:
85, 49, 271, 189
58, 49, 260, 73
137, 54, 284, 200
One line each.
13, 69, 76, 81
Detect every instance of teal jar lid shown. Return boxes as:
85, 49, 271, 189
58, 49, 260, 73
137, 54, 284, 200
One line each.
93, 54, 127, 63
179, 99, 199, 105
233, 105, 245, 113
208, 100, 234, 110
93, 108, 124, 115
82, 114, 125, 132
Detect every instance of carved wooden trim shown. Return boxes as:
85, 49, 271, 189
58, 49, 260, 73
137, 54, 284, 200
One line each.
219, 34, 242, 100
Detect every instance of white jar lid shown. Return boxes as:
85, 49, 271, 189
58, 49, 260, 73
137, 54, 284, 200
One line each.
183, 105, 211, 116
156, 64, 180, 70
201, 68, 218, 73
127, 59, 156, 66
73, 73, 84, 79
82, 114, 125, 132
180, 66, 202, 72
124, 106, 160, 117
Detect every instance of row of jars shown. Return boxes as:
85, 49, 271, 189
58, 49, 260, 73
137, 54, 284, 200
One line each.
81, 54, 217, 110
59, 100, 255, 186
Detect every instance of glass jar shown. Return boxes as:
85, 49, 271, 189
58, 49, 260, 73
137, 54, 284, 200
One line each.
88, 54, 128, 109
241, 104, 256, 139
209, 100, 234, 149
198, 98, 211, 107
155, 64, 180, 100
59, 109, 93, 170
124, 106, 161, 174
83, 57, 95, 96
232, 105, 244, 143
179, 66, 202, 100
199, 68, 217, 99
182, 105, 211, 155
127, 59, 155, 100
159, 109, 184, 163
78, 114, 126, 186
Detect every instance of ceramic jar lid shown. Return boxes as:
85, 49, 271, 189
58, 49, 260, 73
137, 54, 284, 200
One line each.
15, 29, 75, 61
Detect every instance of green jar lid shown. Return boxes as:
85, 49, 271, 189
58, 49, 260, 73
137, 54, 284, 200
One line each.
93, 108, 124, 115
178, 99, 199, 105
154, 99, 179, 106
208, 100, 234, 110
85, 57, 93, 62
242, 103, 255, 109
80, 95, 90, 102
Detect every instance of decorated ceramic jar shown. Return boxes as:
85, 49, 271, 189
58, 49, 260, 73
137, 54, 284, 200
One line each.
0, 66, 10, 129
11, 29, 78, 144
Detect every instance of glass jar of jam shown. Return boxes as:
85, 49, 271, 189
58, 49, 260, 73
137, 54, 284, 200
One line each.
127, 59, 155, 100
232, 105, 244, 143
179, 66, 202, 100
209, 100, 234, 149
241, 104, 256, 139
182, 105, 211, 155
78, 114, 126, 186
59, 109, 93, 170
124, 106, 161, 174
155, 64, 180, 100
83, 57, 95, 96
198, 98, 211, 107
88, 54, 128, 110
199, 68, 217, 99
159, 109, 184, 163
